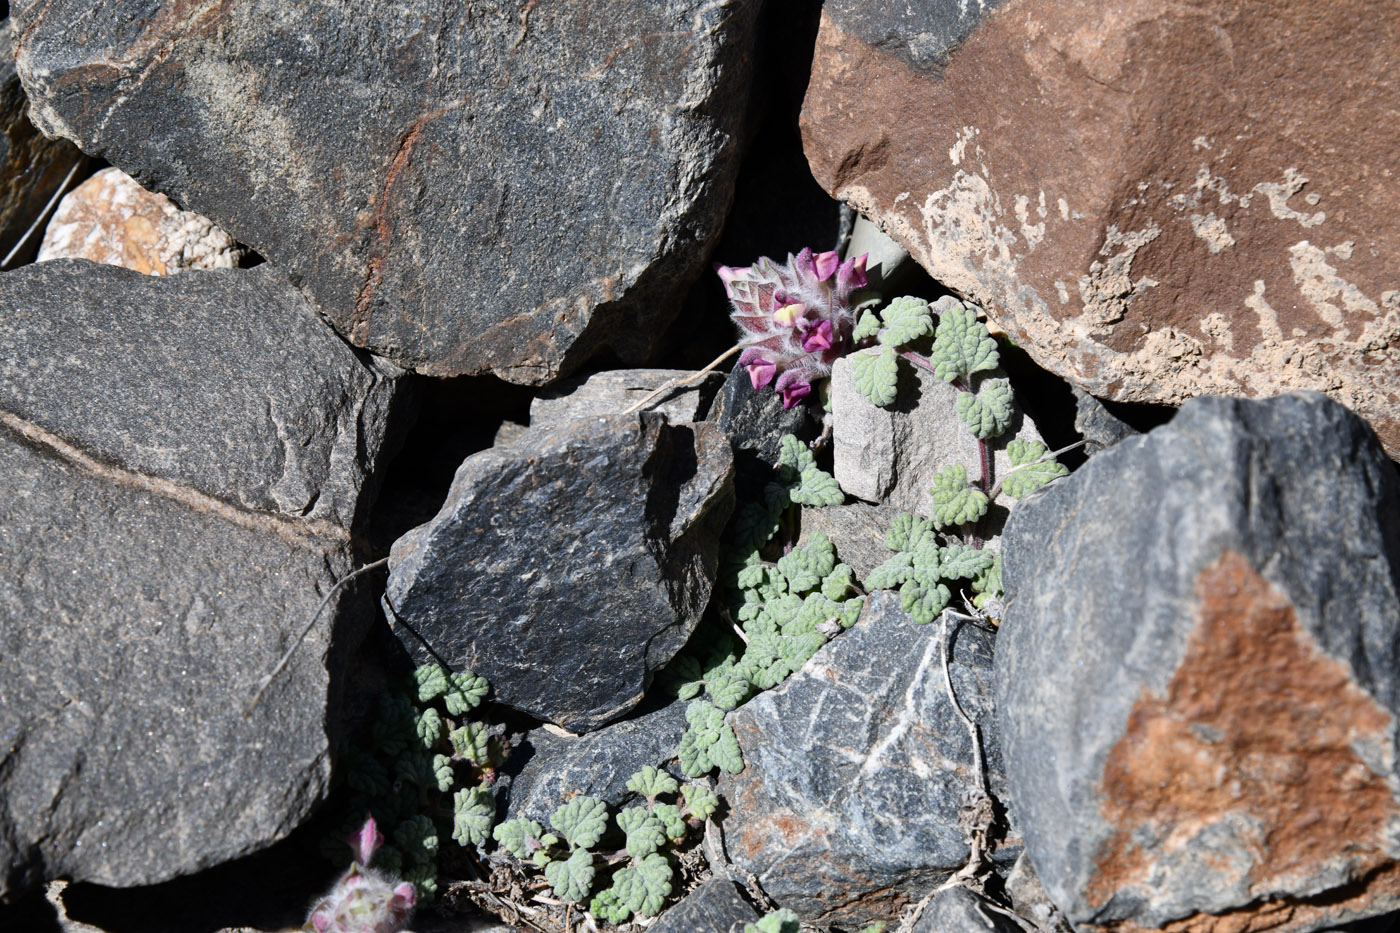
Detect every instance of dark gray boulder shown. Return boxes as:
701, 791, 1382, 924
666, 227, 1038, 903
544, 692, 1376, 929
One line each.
0, 261, 404, 530
12, 0, 758, 381
718, 591, 1011, 929
997, 393, 1400, 933
911, 885, 1023, 933
529, 369, 725, 435
501, 699, 690, 826
0, 414, 363, 902
386, 414, 734, 733
650, 878, 758, 933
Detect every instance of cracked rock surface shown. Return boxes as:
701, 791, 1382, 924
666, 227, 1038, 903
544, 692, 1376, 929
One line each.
386, 413, 734, 733
718, 590, 1012, 929
13, 0, 758, 381
997, 393, 1400, 932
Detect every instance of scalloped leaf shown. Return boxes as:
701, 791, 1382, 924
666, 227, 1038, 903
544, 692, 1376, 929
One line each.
733, 501, 781, 552
972, 552, 1004, 604
626, 766, 679, 801
931, 302, 999, 382
449, 721, 491, 764
775, 532, 836, 594
929, 464, 989, 527
590, 887, 631, 924
820, 563, 856, 601
865, 551, 914, 590
955, 378, 1014, 440
493, 817, 545, 860
777, 433, 817, 474
877, 296, 934, 346
550, 796, 609, 850
432, 753, 456, 793
1003, 438, 1070, 498
617, 806, 667, 857
394, 814, 439, 860
790, 467, 844, 506
682, 783, 720, 820
885, 512, 937, 553
413, 663, 452, 703
611, 852, 673, 917
709, 672, 751, 710
452, 783, 495, 847
939, 543, 997, 581
443, 670, 489, 716
653, 801, 686, 841
852, 308, 883, 342
678, 701, 744, 777
372, 692, 416, 756
544, 847, 595, 902
747, 908, 802, 933
416, 707, 443, 749
901, 578, 951, 625
851, 346, 898, 406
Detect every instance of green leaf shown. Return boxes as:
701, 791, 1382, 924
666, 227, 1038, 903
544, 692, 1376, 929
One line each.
544, 847, 595, 902
939, 543, 997, 581
345, 748, 390, 797
732, 501, 781, 552
652, 802, 686, 841
955, 378, 1014, 439
929, 464, 989, 527
931, 301, 999, 382
402, 861, 438, 899
777, 433, 817, 473
789, 467, 844, 507
452, 783, 495, 847
416, 707, 443, 749
394, 814, 439, 861
443, 671, 489, 716
678, 701, 744, 777
886, 512, 937, 553
449, 721, 492, 764
372, 692, 416, 756
626, 766, 679, 802
820, 563, 856, 600
852, 308, 883, 341
394, 749, 435, 788
590, 887, 631, 924
708, 671, 751, 710
611, 852, 673, 917
877, 296, 934, 346
762, 479, 793, 517
550, 796, 609, 850
1003, 439, 1070, 498
972, 552, 1004, 605
746, 908, 802, 933
432, 754, 456, 793
775, 532, 837, 595
492, 817, 545, 860
901, 578, 951, 624
865, 551, 914, 590
682, 784, 720, 820
616, 806, 667, 857
413, 663, 451, 703
850, 346, 898, 407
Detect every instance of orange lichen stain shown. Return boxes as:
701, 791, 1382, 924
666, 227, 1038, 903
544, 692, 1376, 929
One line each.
1086, 549, 1400, 932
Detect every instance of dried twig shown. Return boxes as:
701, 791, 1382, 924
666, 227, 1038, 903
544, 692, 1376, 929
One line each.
620, 344, 741, 415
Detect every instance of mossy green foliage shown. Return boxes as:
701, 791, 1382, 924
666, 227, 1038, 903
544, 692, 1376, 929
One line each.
864, 514, 997, 624
493, 768, 717, 923
746, 908, 802, 933
329, 663, 504, 898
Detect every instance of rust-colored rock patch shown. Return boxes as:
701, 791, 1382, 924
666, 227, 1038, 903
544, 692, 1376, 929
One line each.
1086, 550, 1400, 931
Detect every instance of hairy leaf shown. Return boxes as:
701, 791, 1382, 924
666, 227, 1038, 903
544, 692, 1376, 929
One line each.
852, 308, 883, 342
931, 301, 999, 382
929, 464, 989, 527
544, 847, 595, 902
372, 692, 416, 756
820, 563, 856, 600
954, 378, 1014, 439
590, 887, 631, 924
775, 532, 836, 594
939, 543, 997, 581
416, 707, 443, 749
1003, 439, 1069, 498
617, 806, 667, 857
394, 814, 439, 860
612, 853, 673, 917
902, 577, 951, 624
550, 796, 609, 850
877, 296, 934, 346
653, 802, 686, 841
682, 784, 720, 820
790, 467, 844, 506
492, 817, 545, 860
850, 345, 898, 407
886, 512, 938, 553
413, 663, 452, 703
865, 551, 914, 590
443, 671, 489, 716
747, 908, 802, 933
678, 701, 744, 777
345, 748, 390, 797
708, 671, 751, 710
449, 721, 491, 764
625, 766, 678, 802
972, 553, 1003, 604
452, 784, 495, 847
732, 501, 781, 553
432, 753, 456, 793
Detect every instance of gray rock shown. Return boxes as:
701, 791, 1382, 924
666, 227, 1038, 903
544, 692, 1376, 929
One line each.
0, 261, 404, 530
0, 422, 363, 901
1071, 387, 1137, 455
386, 414, 734, 733
13, 0, 759, 381
707, 360, 825, 498
796, 501, 903, 584
0, 19, 93, 265
820, 0, 1010, 75
530, 369, 725, 434
501, 699, 690, 826
830, 347, 1046, 519
718, 591, 1011, 928
1003, 853, 1072, 933
997, 393, 1400, 933
650, 879, 758, 933
911, 886, 1023, 933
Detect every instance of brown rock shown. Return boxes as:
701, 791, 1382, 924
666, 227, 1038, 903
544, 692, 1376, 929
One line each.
801, 1, 1400, 456
38, 168, 246, 274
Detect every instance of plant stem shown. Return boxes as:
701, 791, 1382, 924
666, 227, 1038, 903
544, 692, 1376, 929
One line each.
621, 343, 741, 415
900, 349, 937, 374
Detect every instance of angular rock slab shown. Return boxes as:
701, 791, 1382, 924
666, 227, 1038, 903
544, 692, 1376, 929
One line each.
997, 393, 1400, 932
0, 418, 360, 901
0, 261, 402, 530
802, 2, 1400, 456
13, 0, 758, 381
719, 591, 1011, 928
529, 369, 725, 435
386, 414, 734, 733
648, 878, 758, 933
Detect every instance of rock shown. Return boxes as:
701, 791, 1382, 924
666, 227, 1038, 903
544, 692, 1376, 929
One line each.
649, 879, 758, 933
846, 213, 915, 295
796, 501, 903, 583
911, 885, 1023, 933
996, 393, 1400, 932
707, 360, 825, 501
719, 590, 1012, 928
801, 2, 1400, 457
386, 414, 734, 733
0, 18, 92, 265
529, 369, 725, 434
1003, 853, 1073, 933
830, 340, 1047, 520
38, 167, 247, 274
0, 389, 366, 901
14, 0, 759, 381
1072, 387, 1138, 455
0, 261, 404, 530
500, 699, 690, 826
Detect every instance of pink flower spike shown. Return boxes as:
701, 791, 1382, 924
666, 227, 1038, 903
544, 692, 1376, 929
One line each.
801, 320, 833, 353
838, 253, 869, 292
311, 910, 332, 933
350, 817, 383, 865
775, 371, 812, 408
772, 303, 805, 327
392, 883, 417, 912
746, 358, 776, 389
813, 250, 841, 281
